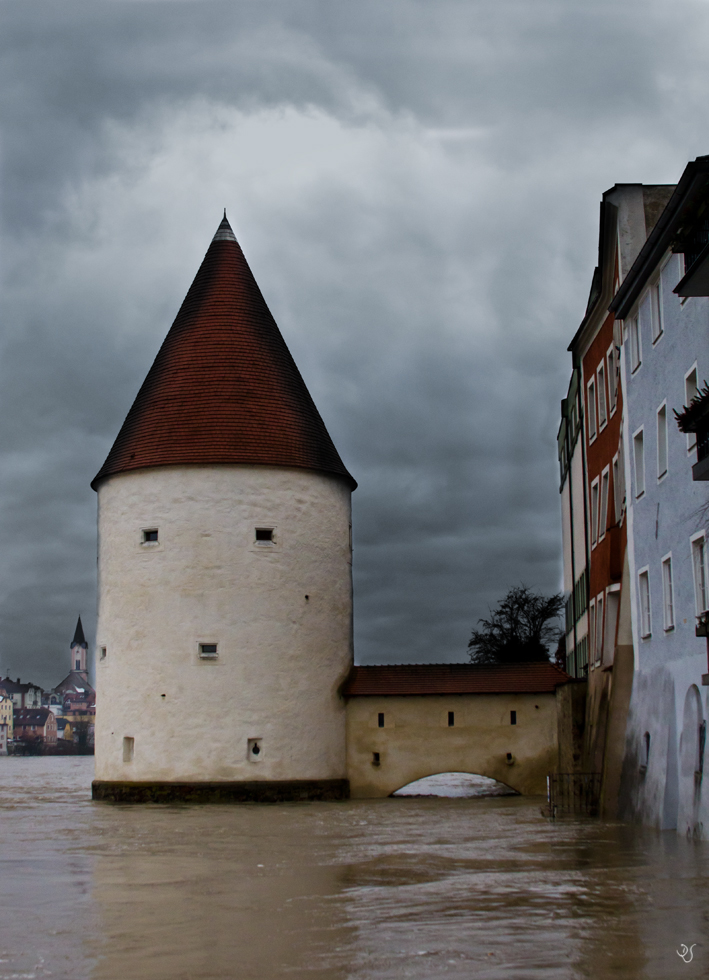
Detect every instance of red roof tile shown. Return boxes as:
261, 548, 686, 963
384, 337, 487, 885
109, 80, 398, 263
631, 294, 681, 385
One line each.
92, 216, 356, 490
342, 662, 571, 696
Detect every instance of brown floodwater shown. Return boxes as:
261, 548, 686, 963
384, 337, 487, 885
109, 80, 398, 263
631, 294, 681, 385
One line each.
0, 757, 708, 980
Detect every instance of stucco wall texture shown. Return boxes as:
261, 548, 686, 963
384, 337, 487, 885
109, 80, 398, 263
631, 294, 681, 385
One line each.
94, 464, 353, 785
346, 693, 558, 798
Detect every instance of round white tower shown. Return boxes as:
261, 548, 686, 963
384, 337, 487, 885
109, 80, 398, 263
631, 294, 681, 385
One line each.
92, 216, 356, 802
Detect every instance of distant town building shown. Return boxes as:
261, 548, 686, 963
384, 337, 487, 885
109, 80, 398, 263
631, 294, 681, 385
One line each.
14, 707, 57, 745
53, 617, 95, 712
0, 677, 43, 710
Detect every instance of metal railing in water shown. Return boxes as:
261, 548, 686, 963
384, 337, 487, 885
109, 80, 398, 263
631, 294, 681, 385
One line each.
544, 773, 601, 818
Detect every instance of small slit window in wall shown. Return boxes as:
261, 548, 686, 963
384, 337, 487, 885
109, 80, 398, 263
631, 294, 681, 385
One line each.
378, 712, 385, 728
255, 527, 275, 546
448, 711, 455, 727
247, 738, 263, 762
510, 710, 517, 726
199, 643, 218, 660
99, 647, 107, 661
123, 736, 134, 763
142, 528, 159, 544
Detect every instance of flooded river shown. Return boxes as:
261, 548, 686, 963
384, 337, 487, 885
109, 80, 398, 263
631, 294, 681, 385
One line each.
1, 758, 708, 979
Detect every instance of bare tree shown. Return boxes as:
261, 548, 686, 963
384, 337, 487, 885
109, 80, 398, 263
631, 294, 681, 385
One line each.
468, 585, 564, 665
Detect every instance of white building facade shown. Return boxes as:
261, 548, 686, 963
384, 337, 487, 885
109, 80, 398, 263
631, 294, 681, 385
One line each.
611, 157, 709, 836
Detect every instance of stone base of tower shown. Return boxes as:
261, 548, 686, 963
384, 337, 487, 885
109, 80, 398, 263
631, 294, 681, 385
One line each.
91, 778, 350, 804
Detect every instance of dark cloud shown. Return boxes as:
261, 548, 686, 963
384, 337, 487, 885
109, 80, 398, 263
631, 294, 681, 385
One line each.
0, 0, 708, 683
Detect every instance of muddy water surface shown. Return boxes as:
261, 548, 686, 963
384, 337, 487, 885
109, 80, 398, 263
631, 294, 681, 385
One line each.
1, 757, 708, 979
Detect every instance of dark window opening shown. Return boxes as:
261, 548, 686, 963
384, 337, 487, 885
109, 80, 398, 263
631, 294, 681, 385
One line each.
506, 752, 513, 761
378, 712, 385, 728
142, 529, 158, 543
510, 711, 517, 725
199, 643, 218, 659
75, 660, 81, 670
372, 752, 380, 766
448, 711, 455, 727
255, 528, 274, 543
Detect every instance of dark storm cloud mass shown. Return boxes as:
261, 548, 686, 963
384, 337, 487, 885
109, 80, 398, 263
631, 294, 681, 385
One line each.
0, 0, 708, 682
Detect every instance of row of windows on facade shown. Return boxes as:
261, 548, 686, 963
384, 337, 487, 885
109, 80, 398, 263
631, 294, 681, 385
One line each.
586, 340, 620, 444
376, 711, 519, 728
589, 448, 625, 549
629, 367, 699, 499
141, 528, 276, 545
636, 535, 708, 638
586, 586, 620, 670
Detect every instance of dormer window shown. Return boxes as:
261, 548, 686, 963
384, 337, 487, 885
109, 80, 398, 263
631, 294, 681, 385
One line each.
142, 529, 159, 544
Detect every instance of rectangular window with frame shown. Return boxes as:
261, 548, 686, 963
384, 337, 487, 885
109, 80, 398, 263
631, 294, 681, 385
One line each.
685, 366, 699, 452
591, 478, 599, 547
662, 555, 674, 631
595, 594, 604, 663
650, 281, 663, 343
589, 599, 596, 662
587, 378, 597, 442
692, 534, 708, 615
607, 345, 618, 414
599, 468, 609, 541
612, 453, 622, 523
657, 403, 668, 478
633, 428, 645, 498
597, 363, 607, 430
638, 569, 651, 637
629, 316, 641, 372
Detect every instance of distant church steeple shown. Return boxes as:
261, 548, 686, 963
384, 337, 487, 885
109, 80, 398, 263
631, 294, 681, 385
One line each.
71, 616, 88, 674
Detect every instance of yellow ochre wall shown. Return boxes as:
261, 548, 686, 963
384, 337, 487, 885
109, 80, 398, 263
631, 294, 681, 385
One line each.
345, 692, 558, 798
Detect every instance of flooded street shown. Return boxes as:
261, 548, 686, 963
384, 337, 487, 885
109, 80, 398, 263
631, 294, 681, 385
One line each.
1, 758, 708, 979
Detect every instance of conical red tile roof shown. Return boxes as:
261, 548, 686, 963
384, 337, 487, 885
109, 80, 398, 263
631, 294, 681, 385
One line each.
92, 216, 356, 491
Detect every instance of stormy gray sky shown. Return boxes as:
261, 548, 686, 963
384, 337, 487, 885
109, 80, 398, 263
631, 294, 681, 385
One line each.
1, 0, 708, 685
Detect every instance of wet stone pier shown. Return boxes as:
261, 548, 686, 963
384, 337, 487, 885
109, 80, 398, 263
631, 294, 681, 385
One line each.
1, 757, 708, 979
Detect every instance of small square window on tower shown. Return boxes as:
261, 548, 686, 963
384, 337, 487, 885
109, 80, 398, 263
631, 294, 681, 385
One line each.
142, 529, 159, 544
255, 527, 274, 544
198, 643, 218, 660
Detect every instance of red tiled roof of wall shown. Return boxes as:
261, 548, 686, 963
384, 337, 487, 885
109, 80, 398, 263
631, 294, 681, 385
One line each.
92, 216, 356, 490
342, 662, 571, 696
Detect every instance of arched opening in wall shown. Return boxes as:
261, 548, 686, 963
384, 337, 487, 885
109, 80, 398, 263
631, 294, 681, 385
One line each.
680, 685, 704, 781
391, 772, 518, 799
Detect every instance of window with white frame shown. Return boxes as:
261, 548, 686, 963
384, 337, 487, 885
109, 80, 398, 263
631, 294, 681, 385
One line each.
638, 569, 651, 637
595, 594, 604, 664
657, 403, 668, 478
599, 467, 609, 541
685, 366, 698, 452
587, 378, 597, 442
612, 453, 622, 523
589, 598, 596, 660
650, 281, 663, 343
633, 428, 645, 497
597, 363, 607, 430
591, 478, 599, 547
629, 316, 641, 372
607, 345, 618, 414
661, 555, 674, 631
692, 534, 708, 615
